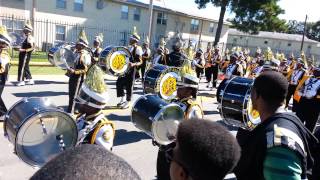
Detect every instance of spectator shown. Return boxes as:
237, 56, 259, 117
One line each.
31, 144, 141, 180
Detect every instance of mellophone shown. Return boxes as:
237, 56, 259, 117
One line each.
217, 76, 261, 130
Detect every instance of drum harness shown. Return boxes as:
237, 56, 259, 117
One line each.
77, 113, 105, 145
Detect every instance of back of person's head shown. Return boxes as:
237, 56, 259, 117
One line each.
176, 119, 241, 180
253, 71, 288, 108
30, 144, 141, 180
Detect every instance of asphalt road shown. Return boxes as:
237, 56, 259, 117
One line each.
0, 74, 233, 180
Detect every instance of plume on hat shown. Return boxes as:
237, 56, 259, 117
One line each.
0, 25, 11, 46
77, 29, 89, 47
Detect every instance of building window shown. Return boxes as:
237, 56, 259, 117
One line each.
264, 40, 268, 44
190, 19, 200, 32
96, 0, 105, 9
56, 25, 66, 41
288, 43, 292, 47
56, 0, 66, 9
133, 7, 141, 21
74, 0, 84, 12
209, 22, 214, 33
2, 19, 24, 34
121, 5, 129, 19
157, 12, 167, 25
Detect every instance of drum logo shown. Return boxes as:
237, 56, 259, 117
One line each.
111, 54, 126, 71
161, 76, 177, 97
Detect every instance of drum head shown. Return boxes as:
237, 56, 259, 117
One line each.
159, 72, 179, 100
109, 50, 129, 74
152, 104, 184, 145
99, 46, 131, 76
48, 44, 75, 69
244, 98, 261, 130
15, 111, 77, 167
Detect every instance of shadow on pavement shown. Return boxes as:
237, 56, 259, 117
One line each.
34, 80, 67, 85
114, 129, 151, 146
13, 91, 68, 97
204, 110, 220, 115
106, 113, 130, 122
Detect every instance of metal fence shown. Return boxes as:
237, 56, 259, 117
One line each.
0, 14, 151, 52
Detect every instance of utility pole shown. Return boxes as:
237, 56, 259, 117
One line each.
32, 0, 37, 35
148, 0, 154, 45
197, 20, 204, 49
300, 14, 308, 51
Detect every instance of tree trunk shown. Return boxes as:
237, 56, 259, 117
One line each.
214, 0, 228, 46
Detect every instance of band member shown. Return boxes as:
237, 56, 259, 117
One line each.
192, 48, 205, 78
225, 52, 244, 79
279, 59, 290, 77
249, 59, 265, 78
116, 27, 143, 109
152, 47, 166, 66
17, 21, 35, 86
0, 26, 11, 116
204, 44, 212, 85
140, 37, 151, 80
234, 71, 318, 180
220, 48, 230, 73
92, 33, 103, 64
67, 30, 91, 113
75, 65, 115, 151
296, 67, 320, 131
156, 71, 203, 180
167, 37, 187, 67
210, 46, 222, 88
285, 59, 307, 111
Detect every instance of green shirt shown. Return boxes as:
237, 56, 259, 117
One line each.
263, 146, 302, 180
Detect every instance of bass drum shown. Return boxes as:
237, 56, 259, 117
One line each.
131, 94, 184, 145
4, 98, 78, 167
217, 76, 261, 130
143, 65, 180, 100
99, 46, 131, 76
48, 43, 75, 70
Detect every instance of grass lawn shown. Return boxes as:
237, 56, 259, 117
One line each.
10, 51, 48, 62
9, 66, 65, 75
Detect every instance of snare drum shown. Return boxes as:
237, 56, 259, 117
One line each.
99, 46, 131, 76
131, 94, 184, 145
217, 76, 261, 130
4, 98, 78, 167
143, 65, 180, 100
48, 43, 75, 70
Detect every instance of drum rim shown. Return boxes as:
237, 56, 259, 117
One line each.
220, 76, 237, 124
151, 104, 183, 145
142, 65, 169, 93
4, 97, 52, 138
14, 109, 77, 167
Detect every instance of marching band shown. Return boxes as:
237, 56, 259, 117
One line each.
0, 20, 320, 180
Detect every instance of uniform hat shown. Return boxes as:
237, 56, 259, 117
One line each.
94, 33, 104, 44
130, 26, 140, 42
0, 26, 12, 46
159, 37, 166, 47
230, 52, 239, 60
77, 29, 89, 47
196, 48, 203, 54
23, 20, 33, 32
76, 65, 109, 109
172, 32, 183, 49
263, 58, 280, 71
177, 61, 199, 89
256, 47, 262, 54
143, 36, 149, 45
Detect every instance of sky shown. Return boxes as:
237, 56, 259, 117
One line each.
141, 0, 320, 23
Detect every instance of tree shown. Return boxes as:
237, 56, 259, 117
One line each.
287, 20, 320, 42
195, 0, 287, 45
